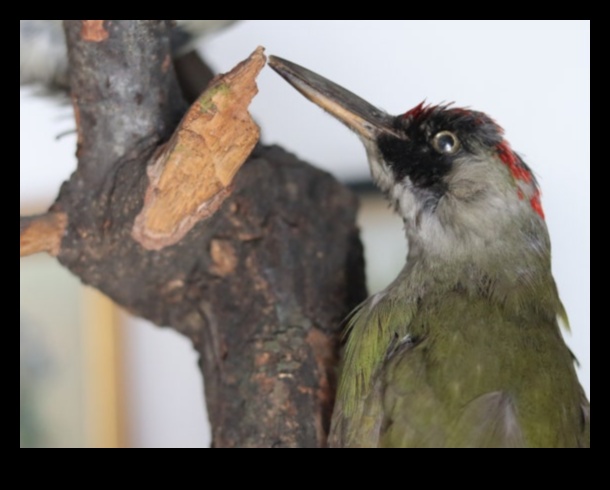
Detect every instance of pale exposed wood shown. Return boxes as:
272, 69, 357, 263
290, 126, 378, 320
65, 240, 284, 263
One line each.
80, 20, 109, 42
132, 47, 266, 250
20, 212, 67, 257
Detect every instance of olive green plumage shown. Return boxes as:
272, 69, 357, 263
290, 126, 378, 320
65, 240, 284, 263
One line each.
331, 268, 589, 448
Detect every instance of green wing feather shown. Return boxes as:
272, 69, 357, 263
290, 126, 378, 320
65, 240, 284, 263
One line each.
329, 291, 415, 447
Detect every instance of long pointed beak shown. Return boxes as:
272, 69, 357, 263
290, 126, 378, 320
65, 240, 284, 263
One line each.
268, 56, 399, 140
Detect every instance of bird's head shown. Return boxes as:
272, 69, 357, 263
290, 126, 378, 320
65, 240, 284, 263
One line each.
269, 56, 549, 264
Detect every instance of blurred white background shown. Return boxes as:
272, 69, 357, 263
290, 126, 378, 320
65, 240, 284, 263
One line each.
20, 20, 589, 447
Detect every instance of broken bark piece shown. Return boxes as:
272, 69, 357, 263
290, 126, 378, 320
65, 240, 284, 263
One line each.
20, 212, 68, 257
132, 46, 266, 250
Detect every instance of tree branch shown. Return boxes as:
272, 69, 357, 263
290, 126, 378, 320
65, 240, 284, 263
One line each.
20, 213, 67, 257
63, 20, 184, 185
30, 21, 367, 447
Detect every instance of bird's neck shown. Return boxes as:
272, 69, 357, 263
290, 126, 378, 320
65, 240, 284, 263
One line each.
390, 218, 562, 321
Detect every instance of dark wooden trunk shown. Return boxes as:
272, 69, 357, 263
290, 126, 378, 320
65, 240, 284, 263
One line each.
22, 20, 366, 447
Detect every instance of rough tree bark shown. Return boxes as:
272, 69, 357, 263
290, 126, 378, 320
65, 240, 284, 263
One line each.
20, 20, 366, 447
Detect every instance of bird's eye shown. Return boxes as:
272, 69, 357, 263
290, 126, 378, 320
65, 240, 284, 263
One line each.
432, 131, 460, 154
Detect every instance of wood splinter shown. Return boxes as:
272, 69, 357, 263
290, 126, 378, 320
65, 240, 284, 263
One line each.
132, 46, 266, 250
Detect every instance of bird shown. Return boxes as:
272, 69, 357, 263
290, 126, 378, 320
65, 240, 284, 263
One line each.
268, 56, 590, 448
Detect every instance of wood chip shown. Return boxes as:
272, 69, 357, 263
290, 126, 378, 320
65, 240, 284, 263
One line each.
132, 46, 266, 250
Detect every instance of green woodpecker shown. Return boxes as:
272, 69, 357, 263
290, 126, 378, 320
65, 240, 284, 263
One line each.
269, 56, 590, 448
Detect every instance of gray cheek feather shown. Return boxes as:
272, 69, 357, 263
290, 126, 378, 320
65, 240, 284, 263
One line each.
362, 146, 548, 265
